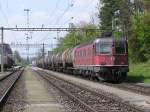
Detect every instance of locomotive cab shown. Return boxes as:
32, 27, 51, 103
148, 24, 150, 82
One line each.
95, 39, 128, 65
94, 38, 129, 82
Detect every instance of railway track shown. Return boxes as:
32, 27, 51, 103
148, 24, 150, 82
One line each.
0, 68, 24, 109
35, 70, 144, 112
102, 82, 150, 96
53, 70, 150, 97
45, 70, 150, 97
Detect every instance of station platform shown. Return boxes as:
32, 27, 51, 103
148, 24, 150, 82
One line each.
23, 68, 63, 112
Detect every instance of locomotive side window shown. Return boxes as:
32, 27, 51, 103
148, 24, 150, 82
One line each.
96, 43, 112, 54
88, 48, 90, 56
84, 49, 86, 56
115, 42, 126, 54
75, 51, 77, 57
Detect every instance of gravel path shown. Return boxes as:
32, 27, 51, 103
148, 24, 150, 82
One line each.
23, 68, 63, 112
35, 70, 87, 112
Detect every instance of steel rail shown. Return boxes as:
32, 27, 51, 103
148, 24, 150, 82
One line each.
36, 70, 97, 112
102, 82, 150, 96
0, 69, 24, 109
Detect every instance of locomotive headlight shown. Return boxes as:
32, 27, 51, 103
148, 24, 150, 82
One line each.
121, 62, 125, 64
100, 62, 106, 65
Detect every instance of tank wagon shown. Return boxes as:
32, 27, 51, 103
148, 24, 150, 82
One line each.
0, 43, 14, 69
38, 37, 129, 82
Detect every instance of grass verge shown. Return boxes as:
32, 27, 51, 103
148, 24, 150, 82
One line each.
127, 62, 150, 83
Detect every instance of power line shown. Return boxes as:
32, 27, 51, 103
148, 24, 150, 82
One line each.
40, 17, 73, 42
48, 0, 60, 21
39, 0, 63, 45
4, 0, 11, 17
0, 2, 8, 22
41, 0, 74, 45
59, 17, 74, 28
10, 43, 55, 48
3, 27, 100, 32
39, 0, 61, 29
53, 0, 74, 27
0, 1, 18, 42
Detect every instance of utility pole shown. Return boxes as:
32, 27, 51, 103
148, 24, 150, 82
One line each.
1, 27, 4, 73
57, 31, 60, 40
42, 43, 45, 69
24, 9, 31, 64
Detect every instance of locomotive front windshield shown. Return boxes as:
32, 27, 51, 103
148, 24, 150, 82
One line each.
96, 41, 127, 54
96, 43, 112, 54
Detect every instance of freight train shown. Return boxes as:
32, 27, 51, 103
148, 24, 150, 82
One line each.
0, 43, 14, 69
37, 37, 129, 82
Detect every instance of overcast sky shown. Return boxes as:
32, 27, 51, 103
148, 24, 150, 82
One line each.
0, 0, 99, 58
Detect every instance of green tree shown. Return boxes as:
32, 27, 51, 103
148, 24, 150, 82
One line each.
53, 23, 100, 53
14, 50, 22, 65
129, 12, 145, 62
98, 0, 117, 34
142, 12, 150, 60
129, 0, 150, 62
98, 0, 131, 38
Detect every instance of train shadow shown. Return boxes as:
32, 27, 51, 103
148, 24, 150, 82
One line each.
125, 75, 145, 83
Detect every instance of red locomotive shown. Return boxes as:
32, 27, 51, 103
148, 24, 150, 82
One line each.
37, 37, 129, 82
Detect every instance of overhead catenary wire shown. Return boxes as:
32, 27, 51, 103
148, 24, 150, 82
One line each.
0, 1, 20, 52
40, 16, 74, 43
40, 0, 74, 46
0, 1, 17, 40
0, 2, 9, 23
3, 0, 19, 41
52, 0, 74, 27
4, 0, 12, 18
39, 0, 63, 44
52, 5, 70, 27
47, 0, 60, 24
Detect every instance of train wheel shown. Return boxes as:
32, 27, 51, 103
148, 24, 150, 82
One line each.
95, 73, 102, 81
116, 72, 127, 83
120, 72, 127, 82
88, 71, 93, 80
